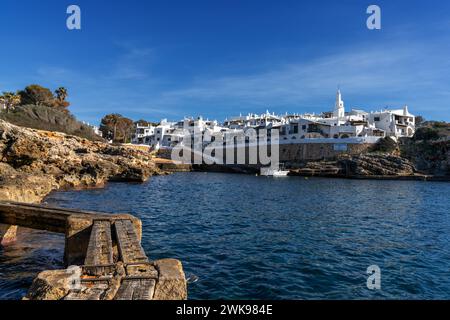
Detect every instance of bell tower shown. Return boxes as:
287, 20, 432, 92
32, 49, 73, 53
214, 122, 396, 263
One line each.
333, 89, 345, 118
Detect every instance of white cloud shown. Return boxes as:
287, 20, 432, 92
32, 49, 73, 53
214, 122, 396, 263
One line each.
158, 41, 448, 106
109, 45, 154, 80
20, 33, 450, 123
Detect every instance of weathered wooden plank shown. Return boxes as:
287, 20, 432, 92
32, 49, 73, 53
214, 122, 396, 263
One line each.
84, 220, 114, 266
64, 280, 110, 300
1, 201, 115, 217
126, 263, 158, 278
0, 201, 134, 234
114, 219, 148, 264
0, 202, 70, 233
83, 265, 116, 277
114, 278, 156, 300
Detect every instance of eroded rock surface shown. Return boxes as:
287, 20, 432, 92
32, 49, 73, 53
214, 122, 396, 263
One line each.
0, 119, 159, 203
153, 259, 188, 300
338, 154, 416, 176
25, 259, 187, 300
289, 153, 417, 178
24, 268, 78, 300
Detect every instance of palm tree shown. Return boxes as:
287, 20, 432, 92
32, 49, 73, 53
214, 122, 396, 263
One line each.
0, 92, 21, 113
54, 87, 68, 102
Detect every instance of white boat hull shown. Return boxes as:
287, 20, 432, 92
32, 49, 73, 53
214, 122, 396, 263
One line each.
260, 168, 289, 177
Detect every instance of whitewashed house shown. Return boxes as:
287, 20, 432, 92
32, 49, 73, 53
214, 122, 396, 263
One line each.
132, 90, 416, 150
368, 106, 415, 138
132, 123, 155, 144
278, 90, 415, 141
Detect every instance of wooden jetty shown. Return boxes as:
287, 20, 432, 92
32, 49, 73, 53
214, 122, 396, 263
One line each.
0, 201, 187, 300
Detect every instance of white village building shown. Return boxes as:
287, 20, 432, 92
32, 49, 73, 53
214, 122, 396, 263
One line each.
82, 121, 103, 138
131, 123, 155, 144
132, 90, 416, 150
279, 90, 415, 141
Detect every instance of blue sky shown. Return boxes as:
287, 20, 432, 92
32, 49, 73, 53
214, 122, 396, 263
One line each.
1, 0, 450, 124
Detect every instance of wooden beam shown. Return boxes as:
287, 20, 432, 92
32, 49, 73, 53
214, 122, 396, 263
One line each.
84, 220, 114, 267
114, 277, 155, 300
64, 279, 110, 300
114, 219, 148, 264
1, 201, 110, 216
0, 202, 70, 233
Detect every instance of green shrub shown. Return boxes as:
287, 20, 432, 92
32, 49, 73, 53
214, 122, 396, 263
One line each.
371, 137, 398, 153
413, 127, 440, 141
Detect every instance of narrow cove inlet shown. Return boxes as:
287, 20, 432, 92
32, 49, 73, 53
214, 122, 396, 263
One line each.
2, 172, 450, 300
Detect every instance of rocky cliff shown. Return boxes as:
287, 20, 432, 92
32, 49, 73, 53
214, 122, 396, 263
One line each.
288, 153, 418, 178
288, 136, 450, 180
400, 137, 450, 177
0, 119, 159, 203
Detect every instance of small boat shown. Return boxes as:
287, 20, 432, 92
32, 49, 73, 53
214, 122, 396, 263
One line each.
260, 167, 289, 177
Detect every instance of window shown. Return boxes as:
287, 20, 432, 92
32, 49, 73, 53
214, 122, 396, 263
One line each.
302, 125, 306, 130
374, 117, 380, 122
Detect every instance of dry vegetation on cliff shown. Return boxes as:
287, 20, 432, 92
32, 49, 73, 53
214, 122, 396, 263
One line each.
400, 122, 450, 176
0, 105, 103, 142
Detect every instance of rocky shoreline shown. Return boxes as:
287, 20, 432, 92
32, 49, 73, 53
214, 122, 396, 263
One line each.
0, 119, 161, 204
287, 153, 432, 180
193, 153, 449, 181
287, 135, 450, 180
0, 120, 191, 300
0, 119, 449, 300
1, 118, 448, 206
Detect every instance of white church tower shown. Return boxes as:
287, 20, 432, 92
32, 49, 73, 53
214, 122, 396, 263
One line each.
333, 89, 345, 119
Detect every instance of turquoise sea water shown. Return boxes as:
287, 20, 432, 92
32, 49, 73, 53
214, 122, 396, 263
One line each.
1, 172, 450, 299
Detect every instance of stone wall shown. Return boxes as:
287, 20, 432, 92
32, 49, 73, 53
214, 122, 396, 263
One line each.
279, 143, 373, 162
161, 142, 374, 165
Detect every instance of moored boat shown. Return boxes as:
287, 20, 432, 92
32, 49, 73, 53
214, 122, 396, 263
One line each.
260, 167, 289, 177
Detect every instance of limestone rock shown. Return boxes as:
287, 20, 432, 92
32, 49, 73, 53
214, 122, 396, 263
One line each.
338, 153, 416, 176
289, 153, 417, 178
0, 119, 158, 203
0, 224, 18, 245
153, 259, 187, 300
25, 268, 81, 300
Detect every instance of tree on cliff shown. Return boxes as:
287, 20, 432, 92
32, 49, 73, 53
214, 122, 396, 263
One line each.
100, 114, 134, 143
0, 92, 21, 113
415, 115, 425, 127
18, 85, 70, 110
18, 85, 55, 107
135, 119, 158, 127
54, 87, 70, 109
